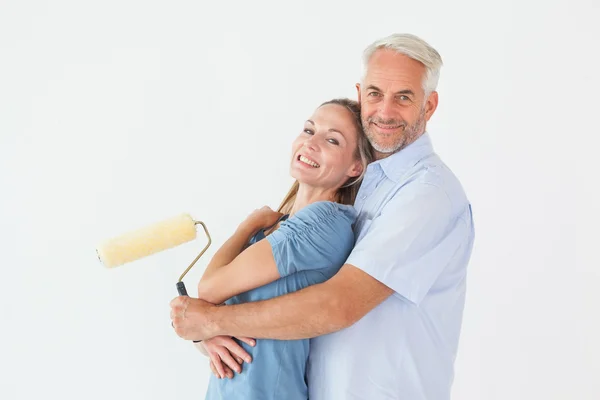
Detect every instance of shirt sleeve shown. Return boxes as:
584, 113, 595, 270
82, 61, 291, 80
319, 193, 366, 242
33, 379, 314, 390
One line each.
346, 182, 469, 305
266, 201, 357, 278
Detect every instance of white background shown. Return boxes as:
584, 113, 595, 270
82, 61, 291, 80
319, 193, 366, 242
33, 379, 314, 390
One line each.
1, 0, 598, 399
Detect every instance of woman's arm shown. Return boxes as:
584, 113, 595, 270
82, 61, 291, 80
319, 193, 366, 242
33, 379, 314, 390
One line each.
197, 207, 284, 304
199, 223, 257, 284
198, 237, 280, 305
193, 207, 282, 380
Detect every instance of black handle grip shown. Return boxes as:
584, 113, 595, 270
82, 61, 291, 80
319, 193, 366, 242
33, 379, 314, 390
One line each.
176, 281, 188, 296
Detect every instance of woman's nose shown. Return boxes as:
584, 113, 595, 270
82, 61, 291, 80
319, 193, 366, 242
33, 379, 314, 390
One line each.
303, 136, 319, 152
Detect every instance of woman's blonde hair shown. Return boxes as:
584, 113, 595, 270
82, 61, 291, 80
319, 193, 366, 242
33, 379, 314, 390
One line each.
277, 98, 373, 214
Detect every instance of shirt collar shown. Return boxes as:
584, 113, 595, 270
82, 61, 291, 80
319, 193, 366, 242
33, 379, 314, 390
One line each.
371, 132, 435, 183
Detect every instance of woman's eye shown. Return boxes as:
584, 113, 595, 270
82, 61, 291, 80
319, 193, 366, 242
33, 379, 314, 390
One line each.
303, 129, 314, 135
327, 138, 339, 145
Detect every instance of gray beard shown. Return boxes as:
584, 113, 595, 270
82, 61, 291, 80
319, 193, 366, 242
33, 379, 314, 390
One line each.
363, 108, 426, 154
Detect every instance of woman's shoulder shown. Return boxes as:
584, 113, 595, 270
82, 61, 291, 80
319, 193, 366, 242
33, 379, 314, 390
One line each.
292, 201, 357, 226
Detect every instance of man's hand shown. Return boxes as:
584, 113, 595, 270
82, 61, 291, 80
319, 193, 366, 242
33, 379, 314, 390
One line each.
201, 336, 255, 379
170, 296, 218, 341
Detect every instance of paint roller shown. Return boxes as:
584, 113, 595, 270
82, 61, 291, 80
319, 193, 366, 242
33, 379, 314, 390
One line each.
96, 213, 212, 296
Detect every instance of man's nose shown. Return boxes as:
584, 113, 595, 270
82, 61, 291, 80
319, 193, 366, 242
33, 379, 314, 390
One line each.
377, 97, 397, 120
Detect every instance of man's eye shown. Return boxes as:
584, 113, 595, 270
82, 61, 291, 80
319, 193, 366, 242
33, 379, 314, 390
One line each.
368, 92, 380, 97
398, 95, 411, 101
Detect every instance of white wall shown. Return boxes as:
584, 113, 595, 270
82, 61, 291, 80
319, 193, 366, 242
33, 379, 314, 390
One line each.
1, 1, 597, 399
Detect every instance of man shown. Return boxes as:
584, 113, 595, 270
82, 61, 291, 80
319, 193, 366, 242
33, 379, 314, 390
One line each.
171, 33, 475, 399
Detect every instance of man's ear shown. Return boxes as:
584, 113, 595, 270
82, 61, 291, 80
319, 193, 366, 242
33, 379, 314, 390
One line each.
424, 91, 439, 122
355, 83, 361, 104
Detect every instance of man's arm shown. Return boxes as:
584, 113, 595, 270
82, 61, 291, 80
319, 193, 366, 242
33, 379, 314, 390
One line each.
172, 182, 461, 341
175, 263, 393, 341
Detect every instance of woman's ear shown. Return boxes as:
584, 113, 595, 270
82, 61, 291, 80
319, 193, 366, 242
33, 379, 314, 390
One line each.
347, 159, 363, 178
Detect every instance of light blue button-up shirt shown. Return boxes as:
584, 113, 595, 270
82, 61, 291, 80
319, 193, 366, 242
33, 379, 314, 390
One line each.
307, 133, 475, 400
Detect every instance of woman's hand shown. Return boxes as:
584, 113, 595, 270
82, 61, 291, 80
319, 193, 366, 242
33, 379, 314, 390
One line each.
241, 206, 284, 233
200, 335, 255, 379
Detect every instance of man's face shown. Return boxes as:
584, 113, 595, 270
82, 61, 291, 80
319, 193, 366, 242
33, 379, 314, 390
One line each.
357, 49, 438, 158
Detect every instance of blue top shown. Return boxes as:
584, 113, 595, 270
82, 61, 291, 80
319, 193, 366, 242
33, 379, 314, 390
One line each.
307, 133, 475, 400
205, 201, 358, 400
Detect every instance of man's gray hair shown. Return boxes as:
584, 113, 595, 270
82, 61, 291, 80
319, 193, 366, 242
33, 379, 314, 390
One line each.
361, 33, 443, 97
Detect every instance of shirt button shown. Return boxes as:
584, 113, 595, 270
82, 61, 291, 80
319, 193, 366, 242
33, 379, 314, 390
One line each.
361, 195, 367, 200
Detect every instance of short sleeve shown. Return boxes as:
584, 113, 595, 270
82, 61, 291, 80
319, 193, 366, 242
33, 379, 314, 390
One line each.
266, 201, 357, 278
346, 182, 470, 305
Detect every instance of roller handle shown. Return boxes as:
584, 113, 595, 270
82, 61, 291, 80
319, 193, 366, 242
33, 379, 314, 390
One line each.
176, 281, 188, 296
175, 281, 202, 343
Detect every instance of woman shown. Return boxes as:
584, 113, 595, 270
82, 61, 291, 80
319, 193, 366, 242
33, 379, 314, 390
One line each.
196, 98, 372, 400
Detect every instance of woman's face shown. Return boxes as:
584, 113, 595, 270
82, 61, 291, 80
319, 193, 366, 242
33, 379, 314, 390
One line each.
290, 104, 362, 190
